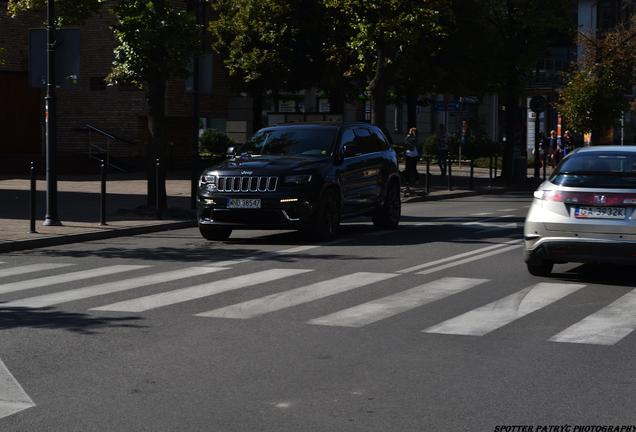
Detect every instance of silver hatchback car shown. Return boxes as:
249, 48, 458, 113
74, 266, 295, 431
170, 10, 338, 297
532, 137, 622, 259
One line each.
524, 146, 636, 276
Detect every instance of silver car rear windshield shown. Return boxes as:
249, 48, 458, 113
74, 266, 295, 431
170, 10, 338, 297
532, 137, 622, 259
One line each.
239, 128, 337, 157
550, 152, 636, 188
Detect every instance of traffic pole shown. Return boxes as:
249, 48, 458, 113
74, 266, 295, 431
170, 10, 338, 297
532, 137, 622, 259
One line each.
425, 156, 431, 195
447, 158, 453, 191
469, 159, 474, 190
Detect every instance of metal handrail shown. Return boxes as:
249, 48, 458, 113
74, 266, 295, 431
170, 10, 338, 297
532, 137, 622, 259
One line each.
83, 124, 129, 172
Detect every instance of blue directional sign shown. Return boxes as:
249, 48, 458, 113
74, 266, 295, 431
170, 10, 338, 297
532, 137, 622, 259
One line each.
434, 101, 461, 112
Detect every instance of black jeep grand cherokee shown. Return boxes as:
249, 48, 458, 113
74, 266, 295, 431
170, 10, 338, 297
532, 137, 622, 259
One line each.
197, 122, 401, 241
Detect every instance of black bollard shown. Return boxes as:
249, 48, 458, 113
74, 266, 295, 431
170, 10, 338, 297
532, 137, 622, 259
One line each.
425, 157, 431, 195
29, 161, 37, 233
469, 159, 474, 190
155, 159, 162, 220
489, 156, 493, 188
494, 156, 498, 178
447, 158, 453, 191
100, 160, 107, 226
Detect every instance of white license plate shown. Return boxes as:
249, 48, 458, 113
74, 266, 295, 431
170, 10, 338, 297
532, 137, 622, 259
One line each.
227, 198, 261, 209
573, 206, 626, 219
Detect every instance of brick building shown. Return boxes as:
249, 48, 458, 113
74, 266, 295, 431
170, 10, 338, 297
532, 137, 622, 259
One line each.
0, 2, 244, 173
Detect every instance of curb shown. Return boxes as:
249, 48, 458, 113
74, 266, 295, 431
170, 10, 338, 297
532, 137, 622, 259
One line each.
0, 220, 196, 253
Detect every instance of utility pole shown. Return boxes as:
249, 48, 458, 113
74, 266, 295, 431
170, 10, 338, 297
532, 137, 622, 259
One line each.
44, 0, 61, 226
190, 0, 203, 210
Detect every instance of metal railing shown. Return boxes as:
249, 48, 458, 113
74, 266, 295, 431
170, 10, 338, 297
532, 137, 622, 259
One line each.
81, 124, 131, 172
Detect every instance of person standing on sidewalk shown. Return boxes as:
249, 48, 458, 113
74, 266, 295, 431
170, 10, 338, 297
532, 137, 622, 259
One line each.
404, 127, 420, 194
436, 124, 449, 176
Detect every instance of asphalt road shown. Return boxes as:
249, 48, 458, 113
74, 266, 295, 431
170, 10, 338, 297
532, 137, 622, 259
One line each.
1, 192, 634, 432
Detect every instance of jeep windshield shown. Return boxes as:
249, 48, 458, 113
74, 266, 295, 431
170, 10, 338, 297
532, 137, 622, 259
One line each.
238, 127, 337, 158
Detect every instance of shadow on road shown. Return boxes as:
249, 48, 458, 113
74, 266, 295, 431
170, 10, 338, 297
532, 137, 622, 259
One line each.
0, 306, 145, 333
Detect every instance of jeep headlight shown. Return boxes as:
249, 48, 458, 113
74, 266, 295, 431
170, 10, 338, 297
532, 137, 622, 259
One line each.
284, 174, 312, 185
199, 174, 217, 192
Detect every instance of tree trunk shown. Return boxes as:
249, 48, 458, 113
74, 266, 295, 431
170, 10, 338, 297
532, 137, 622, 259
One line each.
406, 89, 417, 129
146, 79, 168, 210
368, 46, 387, 128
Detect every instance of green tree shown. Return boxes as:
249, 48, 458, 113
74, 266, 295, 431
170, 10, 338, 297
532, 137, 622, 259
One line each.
479, 0, 575, 181
209, 0, 329, 131
8, 0, 202, 208
7, 0, 103, 24
324, 0, 443, 128
558, 20, 636, 145
106, 0, 200, 208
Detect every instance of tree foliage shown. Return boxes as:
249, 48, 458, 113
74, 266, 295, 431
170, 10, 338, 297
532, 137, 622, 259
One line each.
107, 0, 200, 89
558, 19, 636, 142
324, 0, 444, 127
209, 0, 326, 93
7, 0, 104, 24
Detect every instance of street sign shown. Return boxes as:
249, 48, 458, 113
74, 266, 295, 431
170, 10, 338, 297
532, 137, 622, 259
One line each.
529, 95, 548, 114
434, 101, 461, 112
29, 28, 80, 89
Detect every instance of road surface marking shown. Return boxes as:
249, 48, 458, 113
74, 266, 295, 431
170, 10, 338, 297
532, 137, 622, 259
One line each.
4, 267, 228, 308
397, 239, 521, 274
307, 277, 488, 328
423, 282, 586, 336
0, 265, 148, 295
209, 245, 320, 267
0, 357, 35, 420
470, 212, 492, 216
91, 268, 312, 313
415, 244, 522, 276
497, 208, 517, 212
0, 263, 73, 279
197, 272, 398, 319
461, 215, 514, 226
549, 289, 636, 346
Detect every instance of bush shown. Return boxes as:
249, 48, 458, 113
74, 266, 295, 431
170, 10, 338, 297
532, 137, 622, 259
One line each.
199, 129, 235, 156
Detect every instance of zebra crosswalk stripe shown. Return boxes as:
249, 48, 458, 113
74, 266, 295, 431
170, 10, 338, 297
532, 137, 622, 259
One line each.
196, 272, 398, 320
307, 277, 488, 328
423, 282, 586, 336
0, 265, 148, 295
0, 263, 74, 279
4, 267, 229, 309
549, 288, 636, 346
91, 268, 312, 313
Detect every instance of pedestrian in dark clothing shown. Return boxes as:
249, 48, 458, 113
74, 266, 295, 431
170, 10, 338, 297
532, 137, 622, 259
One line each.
547, 130, 559, 167
562, 130, 574, 157
404, 127, 419, 193
436, 124, 449, 176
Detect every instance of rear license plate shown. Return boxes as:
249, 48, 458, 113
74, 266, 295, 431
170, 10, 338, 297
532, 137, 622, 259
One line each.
227, 198, 261, 209
573, 206, 626, 219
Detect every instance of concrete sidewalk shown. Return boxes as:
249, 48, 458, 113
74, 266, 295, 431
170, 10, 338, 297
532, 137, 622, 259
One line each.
0, 164, 515, 252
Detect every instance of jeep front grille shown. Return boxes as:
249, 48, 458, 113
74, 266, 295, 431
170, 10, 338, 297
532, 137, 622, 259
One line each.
217, 176, 278, 192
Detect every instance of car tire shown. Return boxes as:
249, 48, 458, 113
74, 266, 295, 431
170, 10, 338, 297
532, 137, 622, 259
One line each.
372, 181, 401, 229
526, 258, 554, 277
199, 225, 232, 241
304, 190, 340, 241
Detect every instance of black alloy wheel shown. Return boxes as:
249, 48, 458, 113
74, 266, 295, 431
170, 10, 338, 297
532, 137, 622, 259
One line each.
372, 181, 401, 229
199, 224, 232, 241
526, 256, 554, 277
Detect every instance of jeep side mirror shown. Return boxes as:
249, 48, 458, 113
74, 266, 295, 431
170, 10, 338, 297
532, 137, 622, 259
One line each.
226, 146, 236, 158
343, 144, 360, 158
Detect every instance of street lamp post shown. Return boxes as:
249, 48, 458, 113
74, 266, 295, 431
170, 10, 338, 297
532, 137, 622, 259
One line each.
190, 0, 204, 210
44, 0, 61, 226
